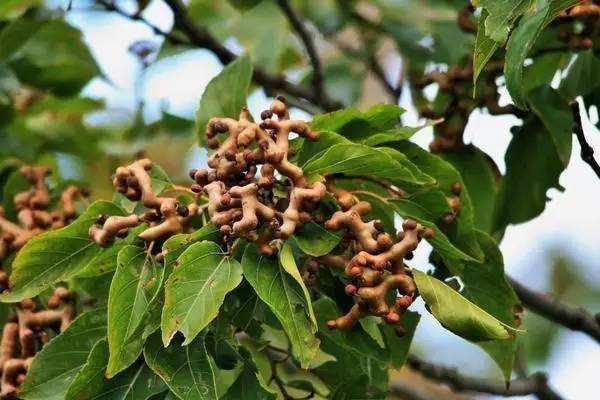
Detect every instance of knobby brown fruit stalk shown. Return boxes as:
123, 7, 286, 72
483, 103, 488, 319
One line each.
0, 288, 74, 398
0, 166, 86, 272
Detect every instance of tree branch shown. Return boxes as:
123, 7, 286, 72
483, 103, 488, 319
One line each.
163, 0, 342, 112
389, 383, 439, 400
404, 355, 563, 400
570, 101, 600, 180
508, 276, 600, 343
275, 0, 325, 102
95, 0, 189, 45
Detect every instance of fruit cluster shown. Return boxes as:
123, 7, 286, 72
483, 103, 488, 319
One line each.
90, 98, 435, 331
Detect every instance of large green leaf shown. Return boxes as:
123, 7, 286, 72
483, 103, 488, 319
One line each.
1, 201, 125, 301
310, 104, 404, 142
381, 311, 420, 368
362, 121, 435, 147
474, 0, 532, 42
441, 145, 498, 233
195, 55, 252, 146
9, 20, 100, 96
231, 2, 287, 73
66, 339, 166, 400
389, 141, 483, 261
144, 333, 218, 400
493, 118, 564, 231
312, 297, 388, 397
161, 241, 243, 346
504, 0, 580, 108
20, 309, 107, 400
559, 50, 600, 99
413, 270, 517, 342
528, 85, 572, 166
279, 242, 316, 327
221, 364, 275, 400
242, 244, 319, 368
292, 221, 341, 257
472, 9, 498, 90
390, 199, 478, 268
0, 0, 41, 20
296, 130, 351, 167
460, 231, 521, 381
106, 245, 164, 377
303, 143, 428, 187
161, 224, 221, 267
0, 18, 44, 62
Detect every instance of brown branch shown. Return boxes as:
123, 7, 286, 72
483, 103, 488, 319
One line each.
570, 101, 600, 180
388, 383, 439, 400
163, 0, 342, 112
275, 0, 325, 101
508, 276, 600, 343
95, 0, 189, 45
405, 355, 563, 400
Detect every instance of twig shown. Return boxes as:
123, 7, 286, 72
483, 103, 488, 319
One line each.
276, 0, 325, 101
508, 276, 600, 343
405, 355, 563, 400
163, 0, 342, 112
570, 101, 600, 179
95, 0, 189, 45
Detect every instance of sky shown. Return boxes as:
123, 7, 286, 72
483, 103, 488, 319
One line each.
60, 1, 599, 398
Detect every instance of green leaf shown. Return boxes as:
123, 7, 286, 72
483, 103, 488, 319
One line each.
460, 231, 521, 381
195, 55, 252, 146
381, 311, 420, 368
303, 143, 428, 187
390, 199, 478, 268
493, 117, 564, 231
144, 333, 218, 400
361, 121, 437, 147
528, 85, 572, 166
221, 366, 275, 400
161, 224, 221, 267
473, 10, 499, 91
312, 297, 388, 396
297, 130, 351, 167
292, 221, 341, 257
441, 145, 498, 233
0, 18, 44, 62
9, 20, 100, 96
1, 201, 125, 301
474, 0, 532, 43
388, 141, 483, 261
413, 270, 518, 342
150, 164, 174, 194
559, 50, 600, 99
106, 245, 164, 377
242, 244, 319, 367
66, 339, 167, 400
504, 0, 580, 108
279, 241, 317, 327
161, 241, 243, 346
232, 2, 288, 73
310, 104, 404, 142
20, 309, 107, 400
0, 0, 41, 20
319, 59, 366, 107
